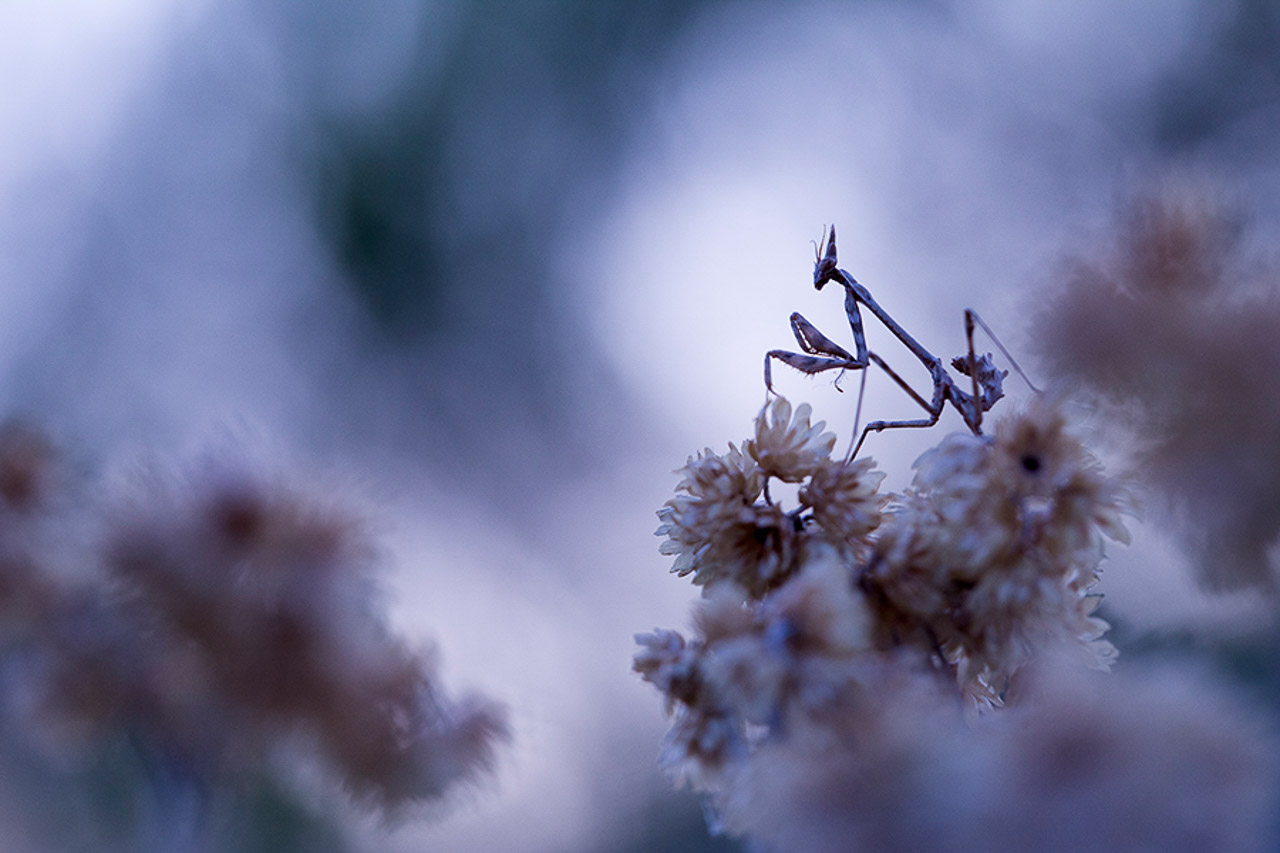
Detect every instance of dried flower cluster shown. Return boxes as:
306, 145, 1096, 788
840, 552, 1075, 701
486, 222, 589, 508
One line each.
1030, 186, 1280, 590
0, 423, 507, 822
655, 398, 882, 599
636, 395, 1271, 850
867, 399, 1128, 705
718, 662, 1273, 853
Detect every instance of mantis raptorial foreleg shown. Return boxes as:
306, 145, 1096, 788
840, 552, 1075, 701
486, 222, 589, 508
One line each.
764, 312, 866, 394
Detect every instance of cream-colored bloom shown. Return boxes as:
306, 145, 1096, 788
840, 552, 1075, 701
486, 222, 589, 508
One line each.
101, 461, 510, 808
656, 444, 801, 596
865, 399, 1128, 700
716, 665, 1273, 853
666, 498, 798, 597
633, 628, 700, 711
656, 444, 762, 575
637, 391, 1176, 850
1029, 187, 1280, 591
661, 709, 741, 789
686, 546, 874, 730
800, 457, 885, 544
989, 398, 1131, 550
746, 396, 837, 482
713, 547, 875, 725
694, 584, 759, 644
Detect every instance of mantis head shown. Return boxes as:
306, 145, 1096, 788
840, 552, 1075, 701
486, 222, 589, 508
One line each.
813, 225, 840, 290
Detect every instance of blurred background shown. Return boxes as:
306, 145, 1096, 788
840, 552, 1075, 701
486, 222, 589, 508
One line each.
1, 1, 1279, 850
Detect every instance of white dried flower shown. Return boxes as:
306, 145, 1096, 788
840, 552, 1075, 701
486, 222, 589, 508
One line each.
867, 399, 1128, 700
656, 444, 761, 575
661, 709, 742, 790
97, 460, 509, 809
715, 665, 1273, 853
643, 545, 877, 771
988, 665, 1273, 853
693, 584, 760, 644
799, 456, 885, 544
633, 628, 700, 712
716, 676, 961, 852
1030, 187, 1280, 590
746, 397, 837, 482
704, 547, 875, 726
657, 444, 802, 596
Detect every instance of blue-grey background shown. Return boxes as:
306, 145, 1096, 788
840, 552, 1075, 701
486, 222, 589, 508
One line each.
1, 2, 1278, 849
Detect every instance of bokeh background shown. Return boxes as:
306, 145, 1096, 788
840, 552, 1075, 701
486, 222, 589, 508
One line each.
2, 1, 1280, 850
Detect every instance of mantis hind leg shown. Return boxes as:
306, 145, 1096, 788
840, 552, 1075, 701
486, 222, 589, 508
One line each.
966, 309, 1039, 394
847, 352, 945, 459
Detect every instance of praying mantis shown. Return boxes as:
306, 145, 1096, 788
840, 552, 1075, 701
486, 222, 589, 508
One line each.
765, 226, 1037, 458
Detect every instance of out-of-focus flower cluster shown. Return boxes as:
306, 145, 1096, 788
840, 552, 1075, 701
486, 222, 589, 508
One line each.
1031, 186, 1280, 591
869, 400, 1128, 705
0, 423, 507, 820
636, 395, 1272, 851
718, 661, 1273, 853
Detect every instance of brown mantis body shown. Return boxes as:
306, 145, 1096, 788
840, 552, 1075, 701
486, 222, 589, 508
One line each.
765, 226, 1036, 457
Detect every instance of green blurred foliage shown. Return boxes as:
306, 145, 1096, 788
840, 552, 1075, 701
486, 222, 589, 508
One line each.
1154, 0, 1280, 151
297, 0, 715, 335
